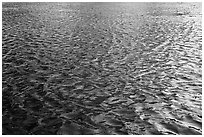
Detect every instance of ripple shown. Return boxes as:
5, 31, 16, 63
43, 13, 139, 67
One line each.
2, 2, 202, 135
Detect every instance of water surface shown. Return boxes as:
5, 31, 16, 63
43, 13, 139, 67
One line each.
2, 2, 202, 135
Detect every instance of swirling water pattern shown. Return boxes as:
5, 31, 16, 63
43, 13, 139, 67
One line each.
2, 2, 202, 135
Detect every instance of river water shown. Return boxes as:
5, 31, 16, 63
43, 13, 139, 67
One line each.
2, 2, 202, 135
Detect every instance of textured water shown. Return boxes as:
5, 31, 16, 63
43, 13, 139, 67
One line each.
2, 2, 202, 135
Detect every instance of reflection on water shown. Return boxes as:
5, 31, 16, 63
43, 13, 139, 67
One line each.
2, 2, 202, 135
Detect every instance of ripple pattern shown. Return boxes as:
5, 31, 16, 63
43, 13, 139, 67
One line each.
2, 2, 202, 135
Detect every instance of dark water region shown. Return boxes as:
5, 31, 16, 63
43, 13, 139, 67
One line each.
2, 2, 202, 135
